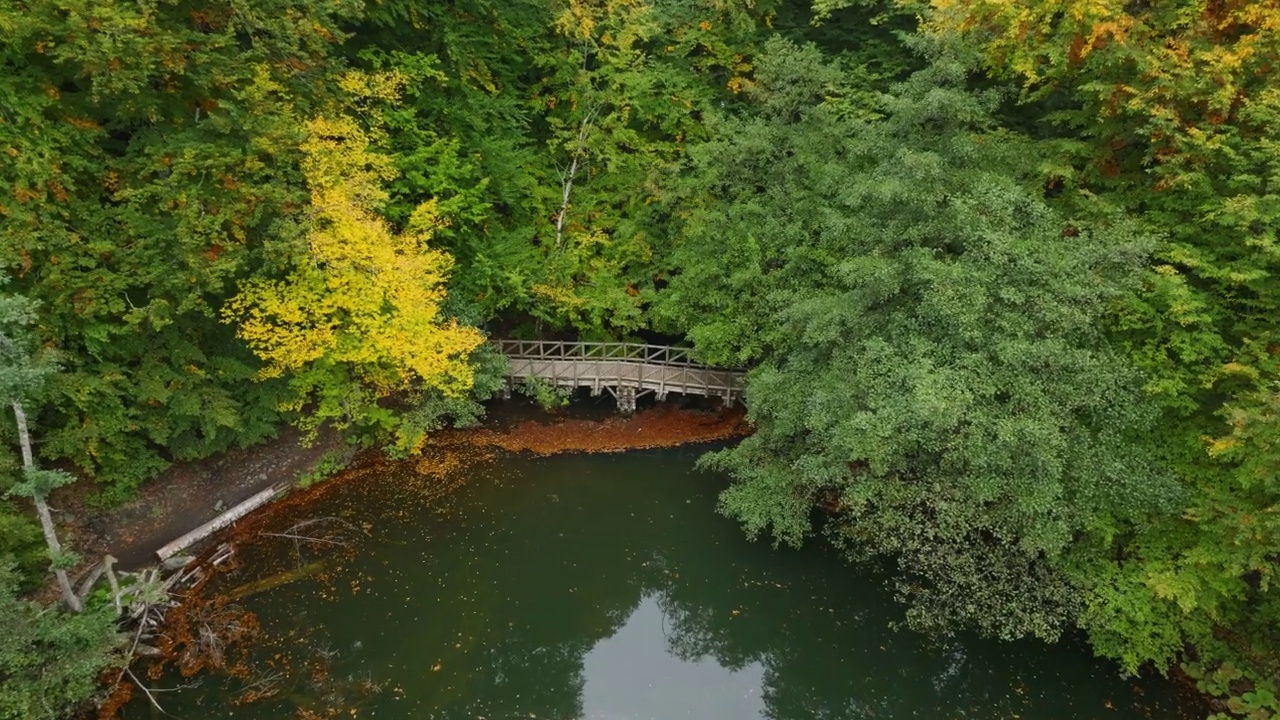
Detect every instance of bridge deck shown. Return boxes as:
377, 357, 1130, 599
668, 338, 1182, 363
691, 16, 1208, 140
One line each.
494, 340, 744, 411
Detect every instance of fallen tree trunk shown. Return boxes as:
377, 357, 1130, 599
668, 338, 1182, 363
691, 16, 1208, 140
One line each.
223, 560, 326, 602
156, 483, 286, 561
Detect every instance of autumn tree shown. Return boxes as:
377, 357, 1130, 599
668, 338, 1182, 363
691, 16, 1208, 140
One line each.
922, 2, 1280, 396
224, 106, 486, 454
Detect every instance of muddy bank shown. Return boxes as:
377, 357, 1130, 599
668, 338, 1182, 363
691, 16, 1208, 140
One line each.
465, 402, 749, 454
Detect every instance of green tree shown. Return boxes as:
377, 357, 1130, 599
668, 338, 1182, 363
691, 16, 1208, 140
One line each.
0, 502, 42, 589
0, 561, 118, 720
352, 0, 776, 337
922, 0, 1280, 704
660, 39, 1177, 640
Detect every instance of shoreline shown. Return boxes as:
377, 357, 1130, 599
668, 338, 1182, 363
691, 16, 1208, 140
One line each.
94, 402, 750, 717
216, 402, 751, 554
61, 400, 746, 572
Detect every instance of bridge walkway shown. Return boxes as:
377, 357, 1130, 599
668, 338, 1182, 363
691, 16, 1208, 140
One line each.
493, 340, 744, 413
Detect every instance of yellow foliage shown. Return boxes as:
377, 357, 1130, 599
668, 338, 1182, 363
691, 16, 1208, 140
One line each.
926, 0, 1280, 133
335, 68, 407, 104
555, 0, 655, 49
531, 282, 589, 310
1219, 362, 1261, 379
226, 115, 484, 397
1206, 435, 1241, 457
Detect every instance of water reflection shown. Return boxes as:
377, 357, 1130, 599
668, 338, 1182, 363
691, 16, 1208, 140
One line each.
582, 597, 766, 720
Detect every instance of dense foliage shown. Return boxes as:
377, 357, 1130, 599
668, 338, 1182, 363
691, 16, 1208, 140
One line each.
0, 285, 119, 715
1, 0, 1277, 717
0, 562, 118, 720
661, 40, 1178, 642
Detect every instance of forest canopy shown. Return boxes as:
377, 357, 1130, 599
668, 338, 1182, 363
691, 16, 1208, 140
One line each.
1, 0, 1277, 718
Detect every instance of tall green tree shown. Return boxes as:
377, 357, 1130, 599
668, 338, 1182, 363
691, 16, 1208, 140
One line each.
660, 39, 1178, 640
352, 0, 776, 337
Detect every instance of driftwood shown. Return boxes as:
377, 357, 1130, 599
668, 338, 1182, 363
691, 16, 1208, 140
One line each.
211, 543, 234, 566
156, 483, 286, 561
70, 554, 126, 612
125, 667, 164, 714
223, 560, 327, 602
161, 555, 194, 573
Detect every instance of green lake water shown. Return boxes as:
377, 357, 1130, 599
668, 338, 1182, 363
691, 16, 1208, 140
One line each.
124, 446, 1199, 720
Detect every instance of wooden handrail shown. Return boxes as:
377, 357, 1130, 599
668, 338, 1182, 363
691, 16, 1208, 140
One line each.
492, 340, 701, 368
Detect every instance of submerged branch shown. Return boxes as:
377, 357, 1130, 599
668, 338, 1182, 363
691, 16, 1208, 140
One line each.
224, 560, 328, 602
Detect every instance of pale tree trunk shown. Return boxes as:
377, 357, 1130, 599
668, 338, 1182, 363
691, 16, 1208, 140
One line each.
12, 400, 82, 612
554, 105, 600, 253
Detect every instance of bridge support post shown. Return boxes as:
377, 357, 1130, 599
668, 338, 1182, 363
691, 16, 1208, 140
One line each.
616, 386, 637, 415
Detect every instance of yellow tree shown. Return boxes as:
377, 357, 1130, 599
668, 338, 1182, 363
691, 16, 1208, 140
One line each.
225, 113, 484, 451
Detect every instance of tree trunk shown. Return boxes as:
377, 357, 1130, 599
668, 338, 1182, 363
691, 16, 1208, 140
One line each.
553, 105, 600, 253
12, 401, 82, 612
155, 483, 284, 560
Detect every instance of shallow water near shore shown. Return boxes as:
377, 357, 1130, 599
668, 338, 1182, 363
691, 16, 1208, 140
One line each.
122, 445, 1200, 720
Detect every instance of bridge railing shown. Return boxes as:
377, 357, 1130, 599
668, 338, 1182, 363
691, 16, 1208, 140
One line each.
492, 340, 703, 368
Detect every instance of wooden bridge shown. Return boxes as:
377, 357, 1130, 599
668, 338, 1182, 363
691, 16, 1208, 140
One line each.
493, 340, 744, 413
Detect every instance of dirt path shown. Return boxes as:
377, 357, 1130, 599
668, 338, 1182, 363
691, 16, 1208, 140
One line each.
63, 427, 343, 571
